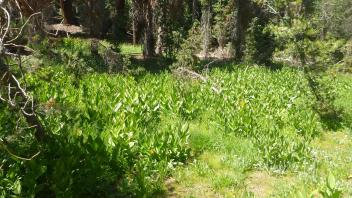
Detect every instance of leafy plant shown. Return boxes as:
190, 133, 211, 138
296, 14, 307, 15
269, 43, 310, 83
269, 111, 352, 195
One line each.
319, 173, 343, 198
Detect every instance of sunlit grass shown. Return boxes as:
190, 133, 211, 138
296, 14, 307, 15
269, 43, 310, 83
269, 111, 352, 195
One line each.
170, 120, 257, 197
167, 73, 352, 197
336, 73, 352, 129
119, 43, 143, 55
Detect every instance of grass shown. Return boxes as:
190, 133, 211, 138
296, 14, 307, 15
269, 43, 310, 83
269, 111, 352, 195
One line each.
119, 43, 143, 55
336, 73, 352, 129
167, 73, 352, 197
167, 120, 275, 197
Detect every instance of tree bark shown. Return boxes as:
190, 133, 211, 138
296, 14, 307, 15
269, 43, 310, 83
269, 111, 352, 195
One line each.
155, 0, 167, 55
192, 0, 201, 21
132, 18, 137, 44
115, 0, 126, 41
131, 0, 142, 45
155, 26, 163, 55
59, 0, 78, 25
201, 0, 212, 59
143, 0, 155, 57
231, 0, 245, 61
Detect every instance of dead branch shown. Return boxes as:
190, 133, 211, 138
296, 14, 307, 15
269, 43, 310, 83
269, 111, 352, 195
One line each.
203, 59, 220, 75
0, 4, 47, 142
0, 60, 47, 141
0, 138, 41, 161
173, 67, 221, 94
0, 7, 10, 44
4, 43, 35, 52
6, 12, 41, 43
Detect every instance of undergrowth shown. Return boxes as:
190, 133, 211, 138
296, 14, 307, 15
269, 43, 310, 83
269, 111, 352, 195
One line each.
1, 60, 325, 196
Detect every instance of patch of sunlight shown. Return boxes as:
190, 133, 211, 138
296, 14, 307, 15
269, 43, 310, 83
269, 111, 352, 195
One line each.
119, 43, 142, 55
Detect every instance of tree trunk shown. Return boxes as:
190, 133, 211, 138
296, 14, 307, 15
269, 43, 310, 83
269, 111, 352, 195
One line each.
231, 0, 245, 61
132, 18, 137, 44
115, 0, 126, 42
131, 0, 141, 45
155, 0, 167, 56
143, 0, 155, 57
59, 0, 78, 25
155, 26, 164, 55
192, 0, 201, 21
116, 0, 125, 10
201, 0, 212, 59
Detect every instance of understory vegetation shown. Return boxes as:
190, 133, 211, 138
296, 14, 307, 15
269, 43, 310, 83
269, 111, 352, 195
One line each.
1, 41, 351, 197
1, 0, 352, 197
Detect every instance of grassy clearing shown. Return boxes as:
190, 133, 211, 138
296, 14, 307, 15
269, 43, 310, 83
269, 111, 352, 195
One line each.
169, 120, 256, 197
168, 73, 352, 197
27, 64, 352, 197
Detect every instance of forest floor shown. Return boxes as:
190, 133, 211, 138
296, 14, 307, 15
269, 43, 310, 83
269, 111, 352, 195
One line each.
165, 73, 352, 197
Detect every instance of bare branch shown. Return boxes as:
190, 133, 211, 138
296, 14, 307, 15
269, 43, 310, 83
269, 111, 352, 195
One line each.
6, 12, 41, 43
174, 67, 221, 94
4, 43, 35, 52
4, 51, 21, 56
14, 0, 23, 19
0, 94, 5, 102
0, 139, 41, 161
17, 53, 28, 88
0, 1, 47, 143
1, 71, 8, 81
0, 6, 10, 43
266, 3, 278, 15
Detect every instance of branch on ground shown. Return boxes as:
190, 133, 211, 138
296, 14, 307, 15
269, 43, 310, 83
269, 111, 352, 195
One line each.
173, 67, 221, 94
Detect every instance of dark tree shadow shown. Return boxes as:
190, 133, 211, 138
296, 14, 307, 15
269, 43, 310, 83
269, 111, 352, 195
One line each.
267, 62, 285, 71
129, 56, 173, 73
319, 110, 344, 131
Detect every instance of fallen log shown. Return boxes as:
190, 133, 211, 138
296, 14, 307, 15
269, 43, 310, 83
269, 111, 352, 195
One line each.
44, 23, 83, 35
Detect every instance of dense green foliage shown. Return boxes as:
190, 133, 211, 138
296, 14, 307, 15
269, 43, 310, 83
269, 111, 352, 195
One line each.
1, 56, 328, 196
1, 0, 352, 197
